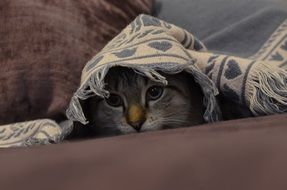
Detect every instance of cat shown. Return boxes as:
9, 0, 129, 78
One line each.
71, 66, 205, 137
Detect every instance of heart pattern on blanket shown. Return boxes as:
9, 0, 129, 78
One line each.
148, 41, 172, 52
113, 48, 137, 58
224, 59, 242, 80
271, 52, 284, 61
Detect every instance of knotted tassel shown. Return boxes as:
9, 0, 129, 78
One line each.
190, 50, 287, 116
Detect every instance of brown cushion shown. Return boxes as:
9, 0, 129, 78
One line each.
0, 0, 154, 125
0, 114, 287, 190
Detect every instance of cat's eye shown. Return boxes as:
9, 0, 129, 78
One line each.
146, 86, 164, 101
105, 94, 123, 107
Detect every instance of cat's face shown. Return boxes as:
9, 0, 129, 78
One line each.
85, 67, 204, 135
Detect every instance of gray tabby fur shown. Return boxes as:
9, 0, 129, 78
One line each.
83, 67, 205, 135
66, 63, 222, 125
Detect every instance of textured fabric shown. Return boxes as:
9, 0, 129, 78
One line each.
67, 14, 287, 126
0, 119, 72, 147
0, 0, 154, 125
153, 0, 287, 57
1, 113, 287, 190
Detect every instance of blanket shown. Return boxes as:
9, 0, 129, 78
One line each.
67, 14, 287, 125
2, 14, 287, 148
0, 119, 72, 148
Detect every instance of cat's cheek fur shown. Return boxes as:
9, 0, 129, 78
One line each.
141, 122, 162, 132
95, 102, 122, 129
119, 128, 136, 134
97, 103, 137, 134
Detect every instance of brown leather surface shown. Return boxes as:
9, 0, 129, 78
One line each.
0, 114, 287, 190
0, 0, 153, 125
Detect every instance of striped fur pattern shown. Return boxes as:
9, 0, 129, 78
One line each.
84, 67, 204, 135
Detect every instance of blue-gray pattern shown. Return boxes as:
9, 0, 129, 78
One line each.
86, 55, 104, 71
113, 48, 137, 58
148, 41, 173, 52
142, 15, 162, 27
271, 52, 284, 61
224, 60, 242, 80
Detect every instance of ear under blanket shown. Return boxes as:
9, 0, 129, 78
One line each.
67, 14, 287, 125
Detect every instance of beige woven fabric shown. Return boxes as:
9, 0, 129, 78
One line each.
2, 15, 287, 148
0, 119, 72, 148
67, 14, 287, 125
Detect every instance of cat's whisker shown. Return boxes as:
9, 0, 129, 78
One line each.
84, 67, 204, 136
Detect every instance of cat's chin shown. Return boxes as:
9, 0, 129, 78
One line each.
140, 125, 162, 133
118, 127, 137, 135
118, 125, 163, 134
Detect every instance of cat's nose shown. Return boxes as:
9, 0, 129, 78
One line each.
126, 104, 146, 132
128, 118, 146, 132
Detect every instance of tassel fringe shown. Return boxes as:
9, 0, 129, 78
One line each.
247, 62, 287, 116
66, 63, 222, 124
